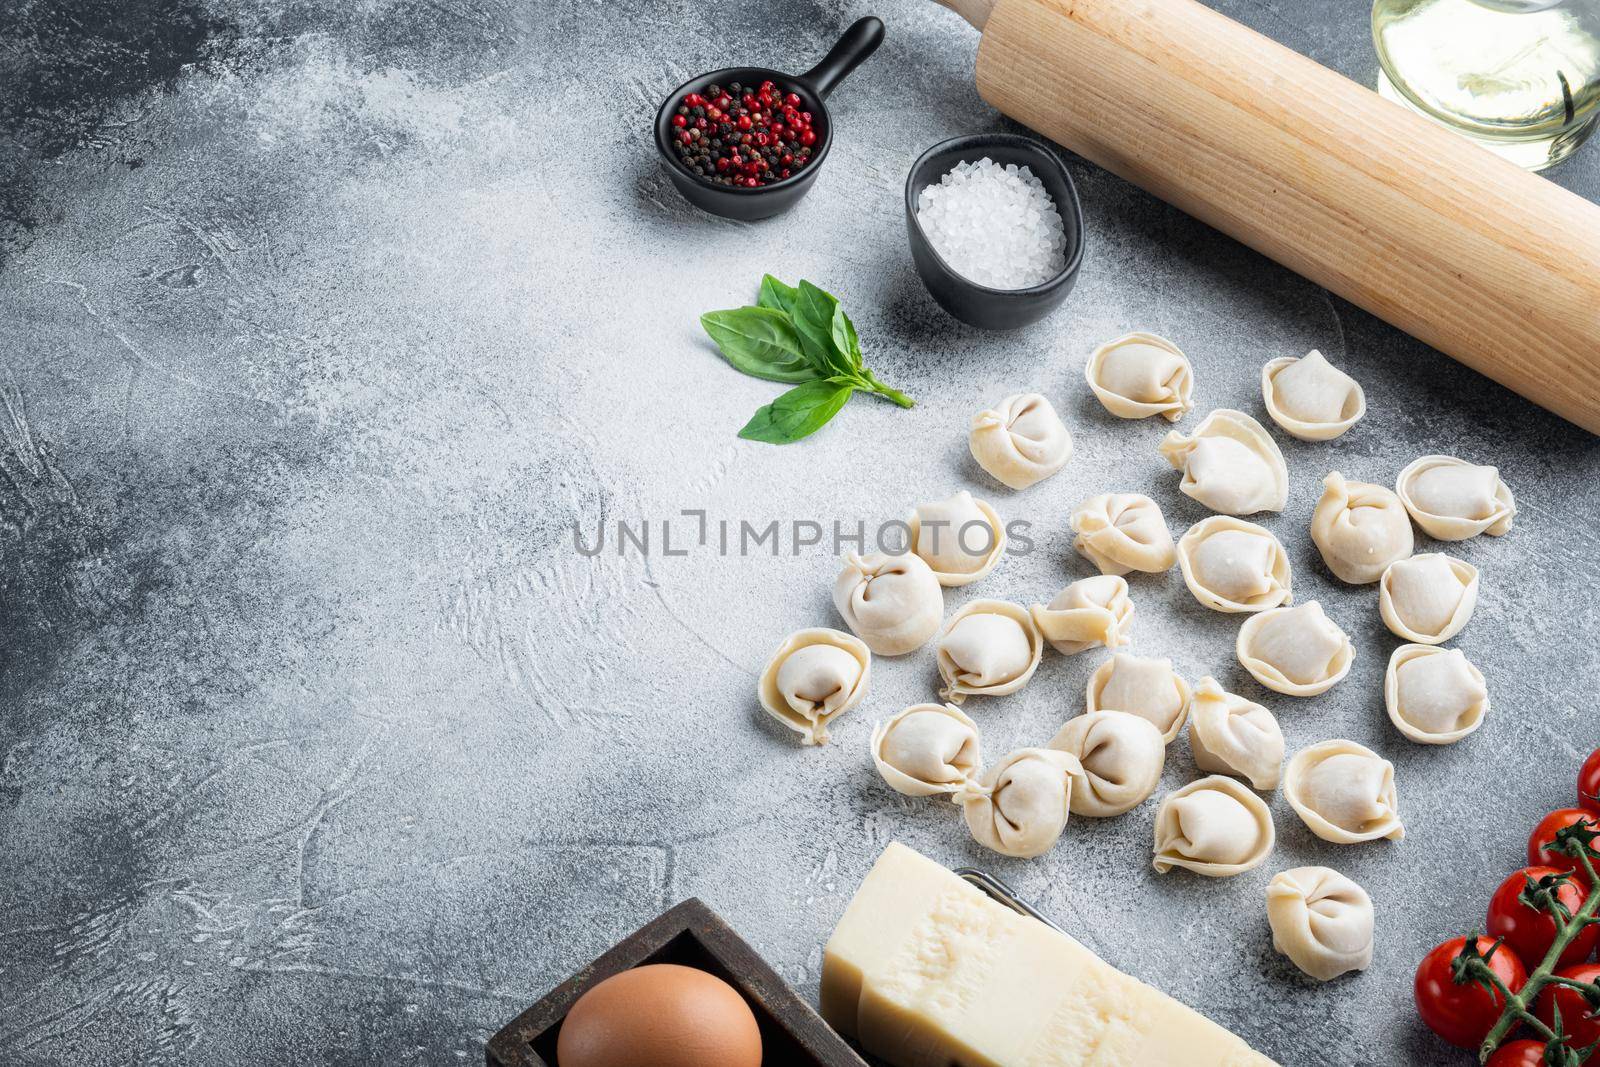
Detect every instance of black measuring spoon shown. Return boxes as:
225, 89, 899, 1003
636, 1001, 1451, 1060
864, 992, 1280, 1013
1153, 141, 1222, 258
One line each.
653, 17, 885, 221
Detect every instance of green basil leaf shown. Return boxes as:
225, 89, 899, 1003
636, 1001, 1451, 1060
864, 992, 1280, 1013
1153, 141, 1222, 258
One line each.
701, 307, 818, 384
758, 274, 799, 313
793, 280, 856, 376
758, 276, 829, 374
835, 307, 863, 371
737, 379, 854, 444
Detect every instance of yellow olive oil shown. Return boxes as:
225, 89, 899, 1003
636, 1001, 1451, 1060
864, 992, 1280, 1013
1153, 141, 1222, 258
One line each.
1373, 0, 1600, 168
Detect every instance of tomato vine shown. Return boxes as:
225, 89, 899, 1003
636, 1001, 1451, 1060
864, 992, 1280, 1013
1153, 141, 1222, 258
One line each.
1460, 820, 1600, 1064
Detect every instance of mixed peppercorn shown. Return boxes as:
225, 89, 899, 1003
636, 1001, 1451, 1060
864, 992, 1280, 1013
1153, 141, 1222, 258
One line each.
669, 79, 819, 188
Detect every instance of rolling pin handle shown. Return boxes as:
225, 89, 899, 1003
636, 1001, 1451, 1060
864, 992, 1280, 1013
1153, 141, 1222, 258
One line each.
800, 16, 886, 99
935, 0, 995, 30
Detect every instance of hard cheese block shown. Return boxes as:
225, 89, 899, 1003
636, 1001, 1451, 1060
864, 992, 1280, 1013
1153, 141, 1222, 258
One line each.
821, 842, 1277, 1067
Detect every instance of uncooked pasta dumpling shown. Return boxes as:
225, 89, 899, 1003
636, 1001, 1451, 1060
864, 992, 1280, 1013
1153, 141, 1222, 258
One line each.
1085, 332, 1195, 422
833, 551, 945, 656
1188, 677, 1284, 790
1284, 740, 1404, 844
1029, 575, 1134, 656
1047, 710, 1166, 817
1069, 493, 1177, 576
1176, 516, 1293, 613
1378, 553, 1479, 645
1310, 472, 1414, 584
1152, 775, 1275, 877
871, 703, 981, 797
1397, 455, 1516, 541
955, 747, 1082, 858
969, 393, 1073, 490
935, 599, 1043, 702
1261, 350, 1366, 441
1158, 409, 1289, 516
1086, 652, 1192, 743
1267, 867, 1375, 981
908, 490, 1006, 587
757, 628, 871, 745
1385, 644, 1489, 745
1236, 601, 1354, 697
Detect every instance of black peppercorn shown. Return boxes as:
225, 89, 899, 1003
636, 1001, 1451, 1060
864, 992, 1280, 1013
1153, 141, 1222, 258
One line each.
669, 83, 814, 189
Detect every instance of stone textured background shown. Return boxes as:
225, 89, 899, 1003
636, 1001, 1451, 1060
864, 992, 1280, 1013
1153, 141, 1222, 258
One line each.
1, 0, 1597, 1064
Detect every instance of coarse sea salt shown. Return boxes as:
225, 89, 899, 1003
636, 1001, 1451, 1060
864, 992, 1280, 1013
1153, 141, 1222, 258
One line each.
916, 158, 1067, 290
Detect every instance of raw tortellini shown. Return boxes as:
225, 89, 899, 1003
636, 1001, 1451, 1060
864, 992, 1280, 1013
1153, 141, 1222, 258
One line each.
1267, 867, 1375, 981
1385, 644, 1489, 745
1176, 516, 1293, 613
1029, 575, 1134, 656
1188, 677, 1284, 790
1086, 652, 1192, 743
1047, 711, 1166, 817
1261, 350, 1366, 441
956, 747, 1082, 858
936, 599, 1043, 702
1310, 471, 1414, 584
833, 551, 944, 656
1152, 775, 1275, 877
1236, 601, 1354, 697
757, 628, 871, 745
1158, 409, 1288, 516
969, 393, 1073, 490
908, 490, 1006, 586
1084, 332, 1194, 422
1397, 455, 1516, 540
871, 703, 981, 797
1378, 553, 1479, 645
1285, 740, 1404, 844
1069, 493, 1177, 576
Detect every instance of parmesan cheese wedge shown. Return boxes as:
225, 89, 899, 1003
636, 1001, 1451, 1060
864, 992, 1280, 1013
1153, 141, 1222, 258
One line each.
822, 842, 1277, 1066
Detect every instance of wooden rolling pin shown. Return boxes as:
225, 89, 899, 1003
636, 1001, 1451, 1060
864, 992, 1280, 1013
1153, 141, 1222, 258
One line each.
940, 0, 1600, 435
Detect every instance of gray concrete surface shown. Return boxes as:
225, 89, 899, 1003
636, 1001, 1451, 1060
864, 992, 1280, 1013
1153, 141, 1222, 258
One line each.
2, 1, 1598, 1064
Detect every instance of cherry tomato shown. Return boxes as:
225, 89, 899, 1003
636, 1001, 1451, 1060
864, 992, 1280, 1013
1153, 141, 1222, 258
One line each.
1488, 866, 1600, 969
1529, 966, 1600, 1062
1530, 809, 1600, 884
1487, 1039, 1556, 1067
1536, 963, 1600, 1062
1580, 749, 1600, 815
1415, 936, 1528, 1049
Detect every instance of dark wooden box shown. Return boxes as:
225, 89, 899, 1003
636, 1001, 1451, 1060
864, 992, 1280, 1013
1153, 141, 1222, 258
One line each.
486, 897, 868, 1067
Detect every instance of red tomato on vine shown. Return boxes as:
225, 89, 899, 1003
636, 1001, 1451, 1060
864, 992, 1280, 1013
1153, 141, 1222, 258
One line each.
1530, 810, 1600, 885
1415, 936, 1527, 1049
1487, 1039, 1559, 1067
1535, 963, 1600, 1064
1579, 749, 1600, 816
1487, 866, 1600, 970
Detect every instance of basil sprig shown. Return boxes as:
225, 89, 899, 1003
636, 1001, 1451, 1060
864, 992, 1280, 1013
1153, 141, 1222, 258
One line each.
700, 275, 914, 444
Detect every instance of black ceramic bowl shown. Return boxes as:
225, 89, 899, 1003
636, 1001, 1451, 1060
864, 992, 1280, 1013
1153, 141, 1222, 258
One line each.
905, 134, 1085, 330
654, 17, 883, 221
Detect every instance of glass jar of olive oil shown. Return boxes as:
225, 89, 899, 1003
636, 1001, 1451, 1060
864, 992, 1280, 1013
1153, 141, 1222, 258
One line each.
1373, 0, 1600, 169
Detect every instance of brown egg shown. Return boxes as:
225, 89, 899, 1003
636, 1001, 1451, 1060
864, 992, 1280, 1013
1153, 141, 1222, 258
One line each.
555, 962, 763, 1067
